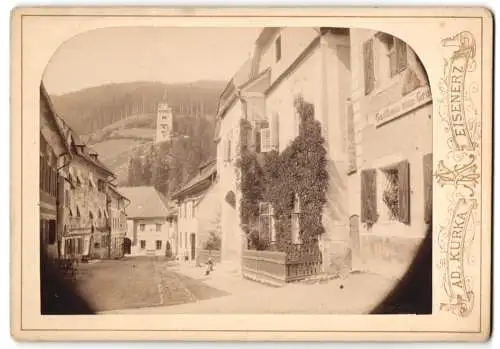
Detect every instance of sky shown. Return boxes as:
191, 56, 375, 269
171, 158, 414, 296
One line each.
42, 27, 262, 95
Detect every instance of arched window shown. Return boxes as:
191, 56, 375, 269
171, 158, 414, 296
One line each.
89, 210, 94, 220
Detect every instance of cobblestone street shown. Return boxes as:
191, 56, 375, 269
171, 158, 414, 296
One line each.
73, 257, 228, 312
98, 260, 398, 314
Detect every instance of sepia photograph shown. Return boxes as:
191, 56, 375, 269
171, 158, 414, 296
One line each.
11, 7, 492, 341
39, 25, 433, 315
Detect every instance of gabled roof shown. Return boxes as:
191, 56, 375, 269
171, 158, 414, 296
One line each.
40, 82, 72, 156
54, 114, 114, 176
172, 160, 217, 200
107, 183, 129, 201
117, 186, 169, 219
216, 57, 254, 118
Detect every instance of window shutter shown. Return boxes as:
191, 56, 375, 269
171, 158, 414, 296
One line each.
255, 129, 261, 153
360, 169, 377, 223
260, 128, 271, 153
389, 49, 398, 77
396, 38, 408, 74
271, 113, 279, 150
363, 39, 375, 95
423, 153, 433, 224
398, 160, 410, 224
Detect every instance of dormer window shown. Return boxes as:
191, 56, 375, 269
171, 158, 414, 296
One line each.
275, 35, 282, 62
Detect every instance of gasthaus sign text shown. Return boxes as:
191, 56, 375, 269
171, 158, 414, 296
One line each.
375, 85, 432, 127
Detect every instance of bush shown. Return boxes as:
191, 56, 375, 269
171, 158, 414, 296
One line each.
203, 231, 221, 251
248, 229, 270, 251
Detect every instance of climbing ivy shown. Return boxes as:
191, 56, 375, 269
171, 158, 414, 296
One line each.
238, 96, 328, 249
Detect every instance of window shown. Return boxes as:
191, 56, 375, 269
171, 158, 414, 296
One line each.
260, 128, 271, 153
275, 35, 282, 62
185, 232, 188, 248
97, 179, 105, 192
291, 194, 301, 243
363, 38, 375, 95
140, 240, 146, 249
380, 160, 410, 224
156, 240, 162, 250
156, 224, 161, 232
140, 224, 145, 232
192, 204, 196, 218
89, 210, 94, 221
76, 170, 83, 186
381, 168, 400, 221
101, 234, 109, 248
77, 238, 83, 254
65, 190, 70, 208
76, 205, 81, 218
259, 202, 274, 241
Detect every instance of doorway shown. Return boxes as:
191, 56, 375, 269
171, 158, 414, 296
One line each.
123, 238, 131, 255
165, 241, 172, 259
190, 233, 196, 260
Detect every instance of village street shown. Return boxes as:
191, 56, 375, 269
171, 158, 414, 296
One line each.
73, 257, 230, 312
84, 257, 399, 315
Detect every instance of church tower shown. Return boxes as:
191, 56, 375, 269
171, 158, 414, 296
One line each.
156, 88, 173, 143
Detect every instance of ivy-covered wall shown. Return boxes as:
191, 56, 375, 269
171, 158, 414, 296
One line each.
237, 96, 328, 250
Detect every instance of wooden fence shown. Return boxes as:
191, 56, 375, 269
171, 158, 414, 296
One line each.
242, 243, 322, 286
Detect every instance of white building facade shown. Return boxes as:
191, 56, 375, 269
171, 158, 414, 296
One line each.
172, 161, 218, 262
119, 186, 171, 256
217, 27, 353, 273
347, 29, 432, 278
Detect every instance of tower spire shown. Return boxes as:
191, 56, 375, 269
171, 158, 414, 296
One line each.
162, 86, 168, 102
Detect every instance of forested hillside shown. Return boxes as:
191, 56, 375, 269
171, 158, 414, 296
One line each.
50, 80, 226, 135
49, 80, 224, 193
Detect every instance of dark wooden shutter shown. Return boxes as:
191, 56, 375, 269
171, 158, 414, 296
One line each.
361, 169, 377, 223
398, 160, 410, 224
389, 49, 398, 77
48, 220, 56, 244
255, 129, 261, 153
396, 38, 408, 74
363, 39, 375, 95
423, 153, 433, 224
